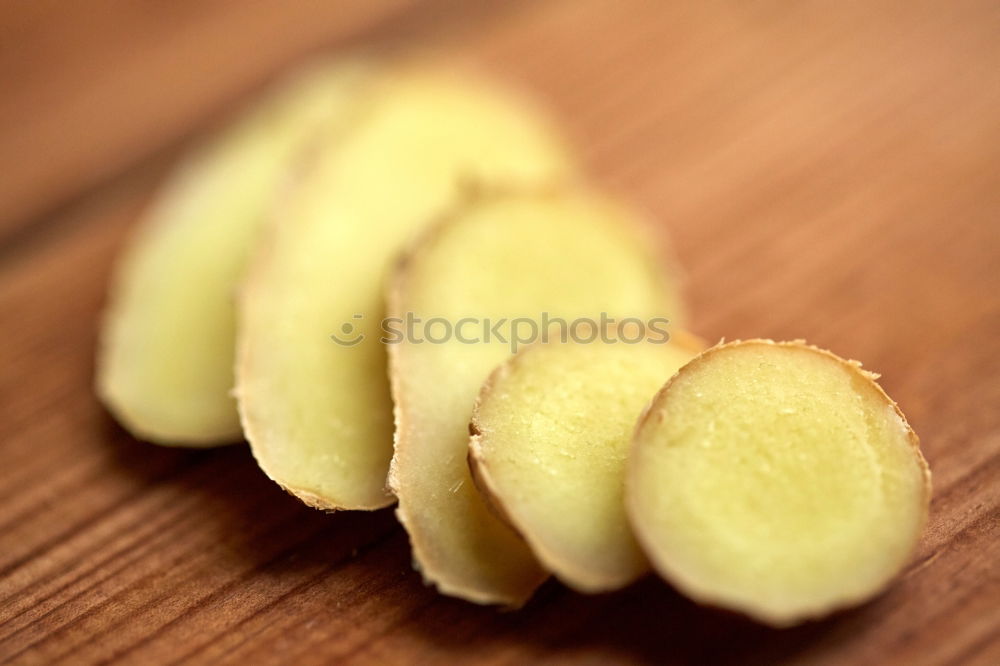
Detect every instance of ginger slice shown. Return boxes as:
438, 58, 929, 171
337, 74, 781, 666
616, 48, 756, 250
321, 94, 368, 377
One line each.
388, 190, 685, 605
469, 327, 703, 592
627, 340, 931, 626
97, 59, 374, 445
235, 66, 574, 511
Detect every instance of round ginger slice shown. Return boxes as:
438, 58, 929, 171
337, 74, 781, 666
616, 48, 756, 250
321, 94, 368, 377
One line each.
97, 58, 375, 445
236, 65, 574, 511
627, 340, 931, 627
389, 189, 686, 606
469, 327, 703, 593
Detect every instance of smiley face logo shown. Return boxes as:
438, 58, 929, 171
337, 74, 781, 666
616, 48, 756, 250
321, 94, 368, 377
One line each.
330, 314, 365, 347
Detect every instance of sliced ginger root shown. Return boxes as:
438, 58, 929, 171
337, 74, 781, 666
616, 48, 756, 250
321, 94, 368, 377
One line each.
97, 59, 375, 445
235, 64, 575, 511
627, 339, 931, 627
388, 189, 686, 606
468, 325, 703, 593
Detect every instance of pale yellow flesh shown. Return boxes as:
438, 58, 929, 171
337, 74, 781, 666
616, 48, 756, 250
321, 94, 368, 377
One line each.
389, 191, 685, 605
627, 340, 931, 627
235, 68, 574, 510
469, 330, 701, 593
96, 60, 374, 445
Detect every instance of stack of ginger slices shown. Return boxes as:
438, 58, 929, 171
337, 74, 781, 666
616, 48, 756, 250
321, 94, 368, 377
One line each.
97, 55, 930, 627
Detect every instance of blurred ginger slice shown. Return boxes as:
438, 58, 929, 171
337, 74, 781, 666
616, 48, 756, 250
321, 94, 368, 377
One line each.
468, 326, 702, 593
235, 66, 574, 511
627, 340, 931, 627
97, 60, 375, 445
388, 190, 686, 606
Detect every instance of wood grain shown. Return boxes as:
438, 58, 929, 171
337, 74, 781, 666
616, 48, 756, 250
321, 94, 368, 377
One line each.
1, 0, 998, 664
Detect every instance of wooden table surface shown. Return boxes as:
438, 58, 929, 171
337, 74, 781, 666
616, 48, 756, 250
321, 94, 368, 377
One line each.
1, 1, 998, 664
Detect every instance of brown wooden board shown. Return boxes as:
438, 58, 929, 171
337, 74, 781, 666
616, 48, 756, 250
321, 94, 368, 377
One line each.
1, 1, 997, 663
